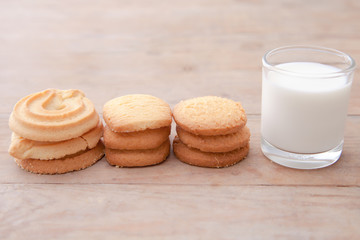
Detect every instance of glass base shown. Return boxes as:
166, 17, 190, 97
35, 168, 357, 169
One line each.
261, 137, 343, 169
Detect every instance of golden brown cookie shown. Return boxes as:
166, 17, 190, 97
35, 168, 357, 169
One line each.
173, 136, 249, 168
103, 94, 172, 132
173, 96, 247, 136
105, 139, 170, 167
9, 120, 103, 160
9, 89, 99, 142
176, 126, 250, 153
14, 141, 105, 174
103, 125, 170, 150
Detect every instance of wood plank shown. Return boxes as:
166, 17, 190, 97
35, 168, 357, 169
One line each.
0, 70, 264, 116
1, 184, 359, 239
1, 115, 359, 186
0, 0, 360, 239
0, 0, 359, 115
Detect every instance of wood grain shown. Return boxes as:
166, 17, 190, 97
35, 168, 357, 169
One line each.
1, 184, 360, 240
1, 0, 360, 239
1, 115, 359, 186
0, 0, 359, 115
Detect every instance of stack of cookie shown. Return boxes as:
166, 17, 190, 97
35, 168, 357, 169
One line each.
8, 89, 104, 174
173, 96, 250, 168
103, 94, 172, 167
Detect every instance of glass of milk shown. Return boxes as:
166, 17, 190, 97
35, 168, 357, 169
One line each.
261, 46, 356, 169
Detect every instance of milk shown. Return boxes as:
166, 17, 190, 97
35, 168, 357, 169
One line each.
261, 62, 352, 153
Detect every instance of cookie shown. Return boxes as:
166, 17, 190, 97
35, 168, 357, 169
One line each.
173, 96, 247, 136
9, 89, 99, 142
103, 94, 172, 132
14, 141, 105, 174
176, 125, 250, 153
173, 136, 249, 168
103, 125, 170, 150
9, 121, 103, 160
105, 139, 170, 167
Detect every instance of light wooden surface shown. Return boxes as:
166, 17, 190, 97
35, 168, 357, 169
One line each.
1, 0, 359, 239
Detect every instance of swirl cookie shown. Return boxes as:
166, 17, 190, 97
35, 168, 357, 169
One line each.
9, 89, 99, 142
105, 139, 170, 167
15, 142, 104, 175
173, 96, 247, 136
173, 137, 249, 168
9, 121, 103, 160
8, 89, 104, 174
103, 94, 172, 167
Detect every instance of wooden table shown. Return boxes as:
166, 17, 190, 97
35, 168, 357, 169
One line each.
1, 0, 359, 239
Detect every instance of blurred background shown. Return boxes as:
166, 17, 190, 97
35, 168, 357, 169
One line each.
0, 0, 359, 114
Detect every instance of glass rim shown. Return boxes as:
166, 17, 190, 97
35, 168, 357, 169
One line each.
262, 45, 356, 78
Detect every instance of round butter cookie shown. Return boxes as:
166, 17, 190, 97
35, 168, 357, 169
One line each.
173, 96, 247, 136
103, 94, 172, 132
9, 89, 99, 142
176, 126, 250, 153
9, 121, 103, 160
105, 139, 170, 167
14, 141, 105, 174
103, 125, 170, 150
173, 136, 249, 168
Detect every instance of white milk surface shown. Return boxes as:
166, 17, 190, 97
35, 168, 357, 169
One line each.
261, 62, 351, 153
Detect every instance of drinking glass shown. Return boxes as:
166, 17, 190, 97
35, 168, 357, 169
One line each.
261, 46, 356, 169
